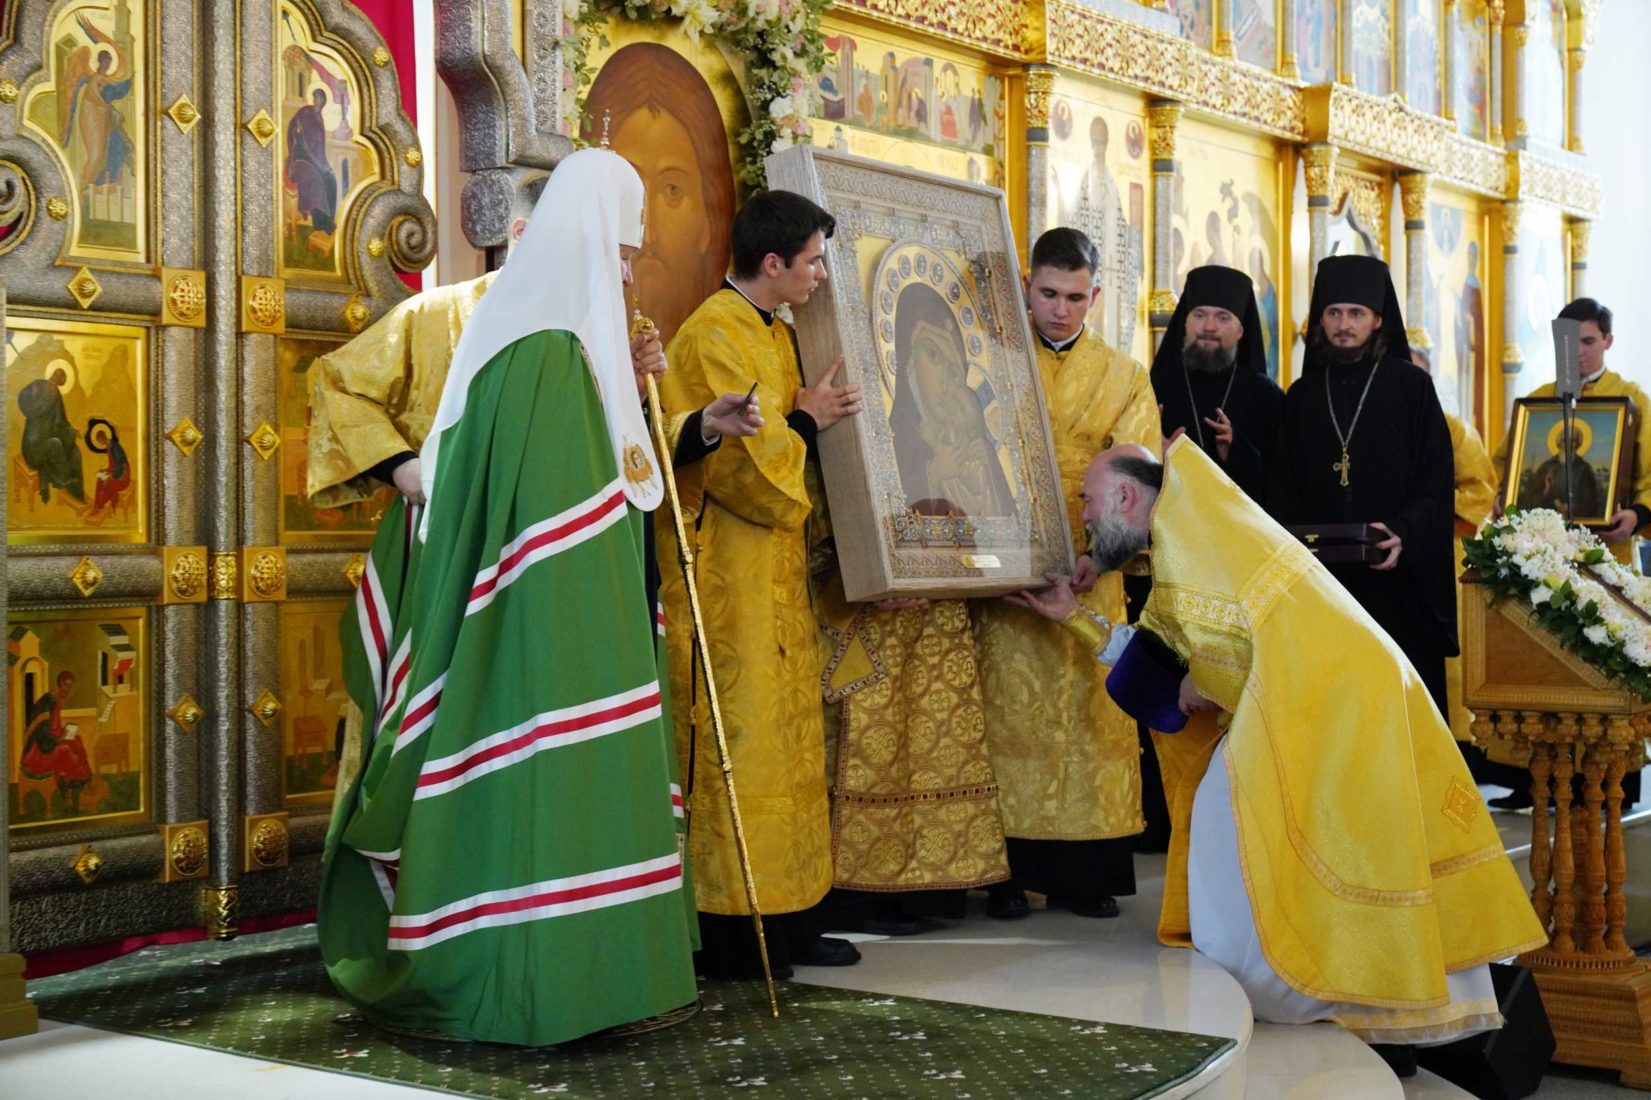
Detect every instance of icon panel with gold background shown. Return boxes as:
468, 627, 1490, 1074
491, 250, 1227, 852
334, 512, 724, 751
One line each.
280, 600, 350, 806
579, 18, 753, 346
278, 334, 393, 540
8, 607, 149, 836
6, 316, 147, 546
22, 0, 149, 264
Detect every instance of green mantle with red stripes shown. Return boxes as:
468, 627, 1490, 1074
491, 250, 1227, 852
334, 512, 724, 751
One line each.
319, 330, 697, 1046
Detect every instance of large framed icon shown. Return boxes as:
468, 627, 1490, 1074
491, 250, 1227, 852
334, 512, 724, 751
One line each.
765, 145, 1074, 601
1502, 396, 1637, 527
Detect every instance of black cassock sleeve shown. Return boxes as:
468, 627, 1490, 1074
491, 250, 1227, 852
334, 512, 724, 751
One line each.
1384, 373, 1459, 656
1223, 378, 1285, 503
1266, 384, 1309, 526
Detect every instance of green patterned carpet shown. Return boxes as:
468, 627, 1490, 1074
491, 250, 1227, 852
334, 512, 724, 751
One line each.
28, 926, 1233, 1098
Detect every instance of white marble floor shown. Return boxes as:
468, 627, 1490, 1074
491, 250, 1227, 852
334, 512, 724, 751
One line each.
5, 809, 1645, 1098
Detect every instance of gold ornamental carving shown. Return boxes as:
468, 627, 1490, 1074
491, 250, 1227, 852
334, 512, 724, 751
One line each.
68, 556, 103, 598
1146, 101, 1183, 160
1303, 85, 1456, 173
245, 109, 277, 147
66, 266, 102, 309
1048, 4, 1305, 139
342, 295, 371, 333
241, 547, 287, 602
1506, 151, 1602, 218
162, 547, 210, 604
45, 196, 68, 220
246, 420, 281, 461
1149, 289, 1179, 315
247, 689, 282, 728
73, 845, 104, 886
0, 78, 18, 104
1570, 220, 1591, 264
403, 146, 423, 168
1501, 202, 1522, 246
1303, 144, 1338, 199
166, 694, 205, 735
344, 554, 367, 588
1334, 172, 1388, 249
837, 0, 1026, 58
367, 236, 386, 258
161, 267, 207, 328
166, 417, 204, 457
1502, 344, 1525, 367
372, 46, 392, 67
239, 276, 286, 334
160, 821, 209, 883
1398, 173, 1430, 222
165, 94, 200, 134
201, 883, 238, 940
244, 813, 290, 872
1406, 326, 1433, 351
1024, 68, 1055, 131
210, 552, 238, 600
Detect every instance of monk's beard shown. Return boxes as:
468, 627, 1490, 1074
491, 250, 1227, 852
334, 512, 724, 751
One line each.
1308, 325, 1388, 366
1181, 339, 1238, 374
1086, 512, 1148, 574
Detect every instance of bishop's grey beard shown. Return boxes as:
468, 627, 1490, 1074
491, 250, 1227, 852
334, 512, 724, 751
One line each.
1181, 339, 1239, 374
1086, 512, 1149, 574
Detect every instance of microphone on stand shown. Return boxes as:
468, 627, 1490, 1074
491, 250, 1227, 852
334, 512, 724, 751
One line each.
1552, 317, 1585, 524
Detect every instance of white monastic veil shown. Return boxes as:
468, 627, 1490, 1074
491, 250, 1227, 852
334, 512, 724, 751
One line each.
417, 149, 662, 538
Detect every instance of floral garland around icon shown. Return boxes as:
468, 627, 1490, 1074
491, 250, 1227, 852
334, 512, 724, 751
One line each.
563, 0, 828, 185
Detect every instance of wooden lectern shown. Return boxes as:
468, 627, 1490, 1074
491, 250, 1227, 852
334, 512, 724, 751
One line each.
1463, 577, 1651, 1088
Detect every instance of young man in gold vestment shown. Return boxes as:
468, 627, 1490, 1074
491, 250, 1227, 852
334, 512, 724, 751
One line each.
658, 191, 867, 977
1011, 441, 1546, 1050
973, 228, 1159, 920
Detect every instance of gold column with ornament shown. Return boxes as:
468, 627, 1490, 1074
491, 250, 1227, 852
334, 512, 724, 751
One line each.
1147, 100, 1184, 355
1399, 173, 1431, 354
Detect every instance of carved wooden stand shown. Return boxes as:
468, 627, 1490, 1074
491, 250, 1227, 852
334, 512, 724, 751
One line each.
1465, 580, 1651, 1089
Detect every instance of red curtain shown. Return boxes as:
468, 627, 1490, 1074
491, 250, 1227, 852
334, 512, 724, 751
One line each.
351, 0, 423, 289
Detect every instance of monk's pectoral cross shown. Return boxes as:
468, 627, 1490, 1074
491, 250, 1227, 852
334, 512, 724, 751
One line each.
1333, 449, 1351, 488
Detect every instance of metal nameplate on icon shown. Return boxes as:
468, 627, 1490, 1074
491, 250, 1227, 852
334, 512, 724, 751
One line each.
959, 554, 1001, 569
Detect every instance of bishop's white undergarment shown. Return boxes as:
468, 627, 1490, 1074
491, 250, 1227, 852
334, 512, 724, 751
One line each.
1187, 739, 1503, 1047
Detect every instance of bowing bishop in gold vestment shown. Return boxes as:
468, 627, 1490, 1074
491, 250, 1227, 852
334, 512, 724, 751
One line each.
1013, 441, 1545, 1044
973, 228, 1158, 919
657, 192, 866, 977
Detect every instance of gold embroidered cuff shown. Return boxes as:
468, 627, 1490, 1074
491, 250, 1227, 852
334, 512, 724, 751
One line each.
1060, 605, 1111, 655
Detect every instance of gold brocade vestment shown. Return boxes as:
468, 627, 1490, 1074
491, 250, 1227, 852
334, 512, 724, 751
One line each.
814, 568, 1010, 892
306, 273, 496, 507
1445, 412, 1497, 741
973, 327, 1158, 839
1145, 440, 1546, 1013
658, 290, 832, 916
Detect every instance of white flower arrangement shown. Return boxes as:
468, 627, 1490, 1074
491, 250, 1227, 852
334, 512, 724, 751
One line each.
1465, 507, 1651, 699
563, 0, 826, 185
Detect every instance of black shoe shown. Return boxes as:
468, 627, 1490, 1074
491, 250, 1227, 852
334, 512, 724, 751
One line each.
1489, 790, 1534, 811
792, 935, 861, 967
985, 886, 1030, 920
1370, 1043, 1418, 1078
1049, 894, 1120, 919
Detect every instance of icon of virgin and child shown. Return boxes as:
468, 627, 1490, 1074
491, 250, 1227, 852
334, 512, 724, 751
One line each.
885, 276, 1016, 521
